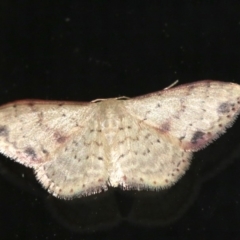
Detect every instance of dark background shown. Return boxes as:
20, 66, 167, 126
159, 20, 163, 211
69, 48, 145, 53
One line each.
1, 1, 240, 240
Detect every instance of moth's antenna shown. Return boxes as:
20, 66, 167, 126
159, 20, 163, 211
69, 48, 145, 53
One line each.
164, 80, 179, 90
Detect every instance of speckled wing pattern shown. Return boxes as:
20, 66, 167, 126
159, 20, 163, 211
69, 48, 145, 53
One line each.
0, 101, 109, 198
0, 80, 239, 199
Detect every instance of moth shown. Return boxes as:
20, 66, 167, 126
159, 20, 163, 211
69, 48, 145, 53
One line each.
0, 80, 239, 199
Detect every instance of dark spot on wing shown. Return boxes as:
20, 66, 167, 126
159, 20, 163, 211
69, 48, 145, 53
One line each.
218, 102, 230, 114
73, 140, 78, 146
191, 131, 205, 144
144, 133, 151, 139
27, 102, 35, 107
0, 125, 8, 136
54, 132, 67, 143
179, 136, 185, 141
25, 147, 37, 159
160, 122, 170, 132
42, 149, 49, 155
156, 103, 161, 108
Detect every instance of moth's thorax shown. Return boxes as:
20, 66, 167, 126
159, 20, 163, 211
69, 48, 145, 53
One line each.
98, 99, 125, 145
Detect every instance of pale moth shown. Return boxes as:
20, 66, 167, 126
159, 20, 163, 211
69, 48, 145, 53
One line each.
0, 80, 239, 199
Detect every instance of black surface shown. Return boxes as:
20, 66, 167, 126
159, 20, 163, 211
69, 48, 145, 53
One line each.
1, 1, 240, 240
